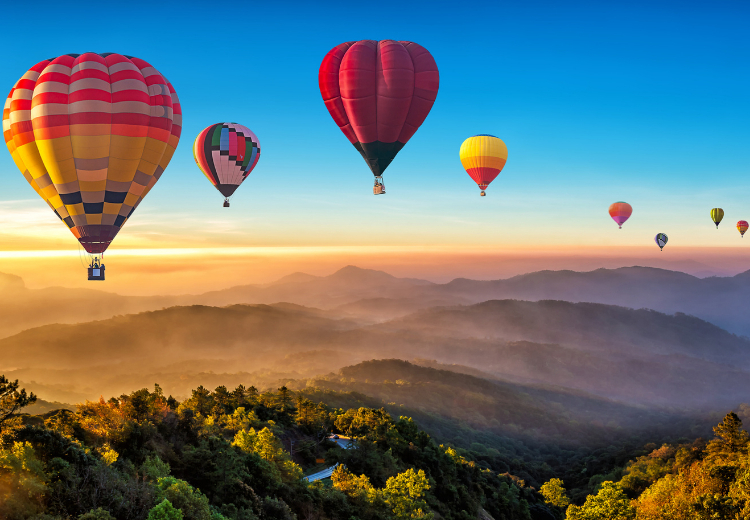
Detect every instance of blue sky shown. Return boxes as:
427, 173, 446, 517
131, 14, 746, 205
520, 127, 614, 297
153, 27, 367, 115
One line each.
1, 0, 749, 258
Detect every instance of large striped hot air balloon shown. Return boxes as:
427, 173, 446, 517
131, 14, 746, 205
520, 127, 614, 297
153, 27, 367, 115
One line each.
319, 40, 439, 195
3, 53, 181, 278
194, 123, 260, 207
738, 220, 748, 238
710, 208, 724, 229
655, 233, 668, 251
608, 202, 632, 229
459, 135, 508, 196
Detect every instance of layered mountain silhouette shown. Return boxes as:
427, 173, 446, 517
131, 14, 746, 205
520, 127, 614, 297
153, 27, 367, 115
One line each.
4, 264, 750, 340
2, 296, 748, 409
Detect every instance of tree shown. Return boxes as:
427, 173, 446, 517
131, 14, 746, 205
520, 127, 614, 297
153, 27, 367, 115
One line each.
155, 477, 212, 520
222, 407, 257, 433
232, 427, 302, 482
148, 499, 184, 520
212, 386, 232, 415
185, 386, 213, 417
0, 441, 48, 519
540, 478, 570, 510
384, 468, 432, 519
141, 455, 171, 482
277, 386, 292, 413
692, 492, 737, 519
0, 375, 37, 432
231, 385, 247, 408
332, 464, 375, 498
78, 508, 116, 519
707, 412, 749, 462
566, 481, 635, 520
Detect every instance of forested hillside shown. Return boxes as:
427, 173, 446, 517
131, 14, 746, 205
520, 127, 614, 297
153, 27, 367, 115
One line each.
0, 379, 552, 520
4, 376, 747, 520
297, 360, 723, 502
538, 411, 750, 519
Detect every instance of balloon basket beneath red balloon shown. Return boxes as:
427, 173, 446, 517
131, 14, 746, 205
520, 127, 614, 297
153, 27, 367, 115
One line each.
373, 176, 386, 195
480, 191, 486, 197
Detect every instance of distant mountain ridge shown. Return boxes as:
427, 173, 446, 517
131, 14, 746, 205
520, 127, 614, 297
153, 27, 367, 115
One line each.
383, 299, 750, 365
192, 265, 750, 336
3, 263, 750, 338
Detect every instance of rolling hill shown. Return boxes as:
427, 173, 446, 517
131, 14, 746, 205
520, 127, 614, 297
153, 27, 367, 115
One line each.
1, 298, 749, 409
300, 359, 703, 444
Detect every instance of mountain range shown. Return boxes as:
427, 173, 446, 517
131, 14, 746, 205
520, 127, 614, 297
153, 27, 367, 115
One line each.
4, 264, 750, 339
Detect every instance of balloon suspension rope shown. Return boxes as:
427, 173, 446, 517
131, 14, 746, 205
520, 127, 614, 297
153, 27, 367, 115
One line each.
77, 243, 87, 269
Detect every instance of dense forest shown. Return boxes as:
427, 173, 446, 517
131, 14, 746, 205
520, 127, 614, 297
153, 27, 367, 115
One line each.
542, 412, 750, 519
0, 376, 550, 520
3, 372, 750, 519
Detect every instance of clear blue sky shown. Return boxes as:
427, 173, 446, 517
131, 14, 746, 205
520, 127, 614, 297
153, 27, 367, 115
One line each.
1, 0, 749, 254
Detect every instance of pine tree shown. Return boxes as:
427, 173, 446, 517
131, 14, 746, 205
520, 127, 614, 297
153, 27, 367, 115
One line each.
707, 412, 749, 462
277, 386, 291, 413
0, 375, 36, 433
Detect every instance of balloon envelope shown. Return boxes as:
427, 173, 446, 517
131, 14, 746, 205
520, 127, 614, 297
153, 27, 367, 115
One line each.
655, 233, 668, 250
738, 220, 748, 237
608, 202, 632, 228
711, 208, 724, 228
319, 40, 439, 179
3, 53, 181, 254
459, 135, 507, 194
193, 123, 260, 200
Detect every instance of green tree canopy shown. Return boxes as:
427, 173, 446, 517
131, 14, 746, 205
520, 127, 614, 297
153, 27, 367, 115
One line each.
540, 478, 570, 510
566, 481, 635, 520
0, 375, 37, 432
147, 499, 184, 520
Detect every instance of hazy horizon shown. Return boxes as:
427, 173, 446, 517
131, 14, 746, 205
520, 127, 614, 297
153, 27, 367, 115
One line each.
2, 247, 750, 295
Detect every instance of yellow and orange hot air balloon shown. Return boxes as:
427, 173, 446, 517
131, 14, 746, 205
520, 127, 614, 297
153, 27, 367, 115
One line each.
3, 53, 181, 278
459, 134, 508, 196
738, 220, 748, 238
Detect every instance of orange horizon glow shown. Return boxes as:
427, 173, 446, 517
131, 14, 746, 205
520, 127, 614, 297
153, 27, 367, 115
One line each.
1, 243, 749, 296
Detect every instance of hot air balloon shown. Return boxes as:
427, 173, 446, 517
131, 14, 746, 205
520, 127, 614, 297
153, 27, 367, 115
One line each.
711, 208, 724, 229
459, 135, 507, 196
608, 202, 632, 229
655, 233, 668, 251
194, 123, 260, 207
3, 53, 181, 279
738, 220, 748, 238
319, 40, 439, 195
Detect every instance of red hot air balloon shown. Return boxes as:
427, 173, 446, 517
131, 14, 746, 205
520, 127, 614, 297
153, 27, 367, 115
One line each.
319, 40, 439, 194
609, 202, 632, 229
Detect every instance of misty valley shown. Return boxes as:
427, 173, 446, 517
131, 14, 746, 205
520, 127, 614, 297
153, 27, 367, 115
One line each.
2, 265, 750, 520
